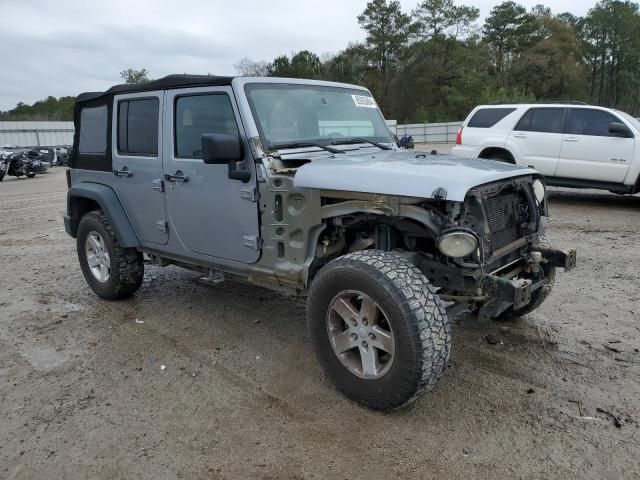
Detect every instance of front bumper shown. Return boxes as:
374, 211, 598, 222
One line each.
478, 247, 577, 318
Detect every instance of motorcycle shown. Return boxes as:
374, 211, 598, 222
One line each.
0, 150, 45, 181
396, 133, 415, 150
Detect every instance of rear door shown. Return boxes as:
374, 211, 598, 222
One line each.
111, 92, 168, 245
556, 108, 634, 182
163, 86, 260, 263
506, 107, 565, 176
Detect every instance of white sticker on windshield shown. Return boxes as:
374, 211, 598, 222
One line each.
352, 94, 377, 108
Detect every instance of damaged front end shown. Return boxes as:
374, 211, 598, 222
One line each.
402, 176, 577, 319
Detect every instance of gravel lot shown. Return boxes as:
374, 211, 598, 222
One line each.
1, 166, 639, 479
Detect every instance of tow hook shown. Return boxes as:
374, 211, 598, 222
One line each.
538, 247, 578, 271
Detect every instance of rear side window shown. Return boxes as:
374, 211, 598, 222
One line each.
467, 108, 516, 128
514, 108, 564, 134
566, 109, 623, 137
78, 106, 108, 154
118, 98, 159, 155
175, 94, 239, 158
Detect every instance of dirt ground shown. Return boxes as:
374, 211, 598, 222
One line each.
1, 166, 639, 480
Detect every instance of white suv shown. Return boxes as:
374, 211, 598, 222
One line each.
452, 103, 640, 194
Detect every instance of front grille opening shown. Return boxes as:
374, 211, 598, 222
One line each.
486, 187, 528, 252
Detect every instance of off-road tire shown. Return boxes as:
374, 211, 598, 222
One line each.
307, 250, 451, 411
77, 210, 144, 300
495, 235, 556, 320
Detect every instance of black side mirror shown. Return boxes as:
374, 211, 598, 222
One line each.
201, 133, 251, 182
201, 133, 242, 164
608, 122, 632, 138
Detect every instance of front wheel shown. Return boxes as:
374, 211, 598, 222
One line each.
77, 210, 144, 300
307, 250, 451, 411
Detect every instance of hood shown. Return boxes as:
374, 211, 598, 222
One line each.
292, 150, 536, 202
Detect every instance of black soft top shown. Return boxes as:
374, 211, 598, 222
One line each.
76, 74, 235, 103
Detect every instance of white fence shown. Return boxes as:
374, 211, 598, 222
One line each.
394, 121, 462, 143
0, 119, 461, 147
0, 121, 74, 147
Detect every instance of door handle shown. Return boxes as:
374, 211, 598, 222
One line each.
512, 133, 527, 138
164, 170, 189, 182
564, 137, 579, 142
113, 167, 133, 177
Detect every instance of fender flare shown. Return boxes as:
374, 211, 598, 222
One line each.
66, 183, 140, 247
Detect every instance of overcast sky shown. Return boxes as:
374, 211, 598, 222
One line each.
0, 0, 597, 111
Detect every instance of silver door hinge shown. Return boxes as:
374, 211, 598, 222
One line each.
156, 221, 168, 233
152, 179, 164, 192
240, 186, 257, 202
243, 235, 262, 250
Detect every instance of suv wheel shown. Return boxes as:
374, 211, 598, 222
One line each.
77, 210, 144, 300
307, 250, 451, 410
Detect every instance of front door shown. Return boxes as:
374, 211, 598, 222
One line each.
556, 108, 634, 183
111, 92, 168, 245
163, 86, 261, 263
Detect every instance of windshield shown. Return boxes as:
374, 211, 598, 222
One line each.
244, 83, 393, 149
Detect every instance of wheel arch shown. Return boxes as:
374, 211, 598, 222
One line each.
66, 183, 140, 248
478, 147, 516, 164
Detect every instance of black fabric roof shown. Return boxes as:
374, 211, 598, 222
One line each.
76, 74, 235, 103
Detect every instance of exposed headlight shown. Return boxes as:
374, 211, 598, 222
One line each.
533, 179, 546, 203
438, 230, 478, 258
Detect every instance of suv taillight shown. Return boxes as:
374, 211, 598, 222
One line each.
66, 169, 71, 189
455, 127, 463, 145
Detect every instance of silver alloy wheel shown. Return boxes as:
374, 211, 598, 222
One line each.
85, 231, 111, 283
326, 290, 395, 379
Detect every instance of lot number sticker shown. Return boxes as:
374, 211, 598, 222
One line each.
352, 94, 378, 108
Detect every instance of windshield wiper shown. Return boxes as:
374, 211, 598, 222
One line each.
270, 141, 344, 154
330, 137, 392, 151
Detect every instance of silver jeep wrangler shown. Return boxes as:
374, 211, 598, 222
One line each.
65, 75, 576, 410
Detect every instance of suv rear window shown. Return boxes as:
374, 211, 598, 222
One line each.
514, 108, 565, 134
78, 106, 108, 154
467, 108, 516, 128
117, 98, 159, 155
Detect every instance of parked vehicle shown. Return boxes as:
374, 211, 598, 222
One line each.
452, 102, 640, 194
64, 75, 577, 410
0, 150, 44, 181
396, 133, 415, 149
54, 146, 71, 166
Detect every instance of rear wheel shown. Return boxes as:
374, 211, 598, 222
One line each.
77, 210, 144, 300
307, 250, 450, 410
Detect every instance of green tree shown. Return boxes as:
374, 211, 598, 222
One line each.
120, 68, 150, 84
512, 17, 587, 100
0, 96, 75, 121
267, 55, 292, 77
357, 0, 413, 111
266, 51, 322, 78
413, 0, 480, 40
321, 44, 371, 85
482, 1, 535, 78
289, 50, 322, 78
